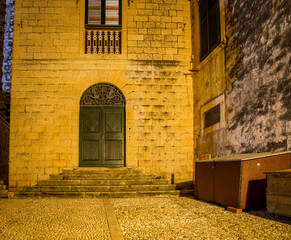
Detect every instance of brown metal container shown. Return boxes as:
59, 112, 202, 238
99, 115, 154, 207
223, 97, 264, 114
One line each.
195, 152, 291, 210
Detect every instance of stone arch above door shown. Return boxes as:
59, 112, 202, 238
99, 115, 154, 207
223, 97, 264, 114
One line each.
79, 83, 125, 168
80, 83, 125, 107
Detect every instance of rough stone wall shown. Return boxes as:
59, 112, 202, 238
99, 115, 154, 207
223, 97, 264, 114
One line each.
10, 0, 193, 188
0, 0, 11, 122
2, 0, 13, 92
126, 0, 193, 186
0, 0, 10, 185
225, 0, 291, 153
0, 0, 5, 81
191, 0, 290, 160
0, 116, 9, 185
0, 0, 6, 120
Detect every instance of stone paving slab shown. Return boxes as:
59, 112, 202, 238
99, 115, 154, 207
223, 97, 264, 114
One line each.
0, 199, 110, 239
0, 197, 290, 240
112, 197, 291, 240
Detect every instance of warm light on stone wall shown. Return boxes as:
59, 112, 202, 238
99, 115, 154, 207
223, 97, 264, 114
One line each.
9, 0, 194, 189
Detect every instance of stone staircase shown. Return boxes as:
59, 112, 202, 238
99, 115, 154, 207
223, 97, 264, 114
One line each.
12, 168, 191, 198
0, 180, 8, 198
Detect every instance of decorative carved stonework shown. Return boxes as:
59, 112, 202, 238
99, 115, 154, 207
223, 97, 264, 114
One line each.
80, 83, 125, 107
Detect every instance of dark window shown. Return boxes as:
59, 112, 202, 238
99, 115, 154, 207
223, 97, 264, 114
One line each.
85, 0, 122, 28
204, 104, 220, 128
199, 0, 220, 60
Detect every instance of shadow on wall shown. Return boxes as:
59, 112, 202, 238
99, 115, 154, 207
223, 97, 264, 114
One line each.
225, 0, 291, 154
0, 116, 9, 185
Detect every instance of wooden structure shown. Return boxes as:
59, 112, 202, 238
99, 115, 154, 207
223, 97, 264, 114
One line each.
195, 152, 291, 210
266, 169, 291, 217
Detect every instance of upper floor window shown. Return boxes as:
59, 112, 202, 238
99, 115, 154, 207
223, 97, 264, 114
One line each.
85, 0, 122, 54
86, 0, 122, 28
199, 0, 221, 60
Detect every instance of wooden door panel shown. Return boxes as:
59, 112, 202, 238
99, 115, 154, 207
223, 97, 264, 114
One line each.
80, 108, 102, 167
103, 108, 124, 167
105, 112, 122, 133
105, 140, 122, 160
83, 111, 100, 133
80, 107, 124, 167
83, 140, 100, 161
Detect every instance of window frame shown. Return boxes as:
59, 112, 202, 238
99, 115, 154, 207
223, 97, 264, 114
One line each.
85, 0, 122, 29
199, 0, 221, 61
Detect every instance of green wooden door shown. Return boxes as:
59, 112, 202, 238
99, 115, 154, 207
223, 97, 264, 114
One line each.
79, 107, 125, 167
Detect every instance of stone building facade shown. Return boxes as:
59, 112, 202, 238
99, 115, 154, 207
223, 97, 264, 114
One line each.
190, 0, 291, 161
9, 0, 194, 189
7, 0, 291, 190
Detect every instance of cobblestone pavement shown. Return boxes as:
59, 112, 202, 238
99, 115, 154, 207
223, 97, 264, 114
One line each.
0, 197, 290, 240
0, 199, 110, 239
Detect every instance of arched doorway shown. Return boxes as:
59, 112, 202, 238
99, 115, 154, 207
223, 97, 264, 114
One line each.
79, 83, 125, 168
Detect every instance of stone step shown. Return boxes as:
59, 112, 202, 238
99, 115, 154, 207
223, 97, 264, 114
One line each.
49, 174, 158, 181
25, 184, 176, 193
179, 189, 195, 196
61, 168, 143, 175
0, 190, 8, 198
12, 190, 181, 199
37, 179, 170, 186
11, 167, 184, 199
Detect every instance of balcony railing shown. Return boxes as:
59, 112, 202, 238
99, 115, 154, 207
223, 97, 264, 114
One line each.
85, 29, 121, 54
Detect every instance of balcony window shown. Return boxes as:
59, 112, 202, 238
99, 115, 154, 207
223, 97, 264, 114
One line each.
85, 0, 122, 54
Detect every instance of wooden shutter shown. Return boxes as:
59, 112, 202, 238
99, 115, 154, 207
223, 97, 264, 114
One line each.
87, 0, 121, 26
87, 0, 102, 25
105, 0, 120, 25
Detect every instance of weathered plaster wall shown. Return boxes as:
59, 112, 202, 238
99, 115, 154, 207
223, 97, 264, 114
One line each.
192, 0, 290, 160
10, 0, 193, 188
226, 0, 291, 153
191, 0, 227, 158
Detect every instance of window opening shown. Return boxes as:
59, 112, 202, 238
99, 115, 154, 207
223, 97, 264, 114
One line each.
204, 104, 220, 128
85, 0, 122, 54
199, 0, 221, 60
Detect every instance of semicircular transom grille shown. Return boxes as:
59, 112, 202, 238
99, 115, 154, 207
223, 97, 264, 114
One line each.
80, 83, 125, 107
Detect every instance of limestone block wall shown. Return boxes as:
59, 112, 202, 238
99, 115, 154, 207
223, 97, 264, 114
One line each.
10, 0, 193, 188
191, 0, 291, 160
